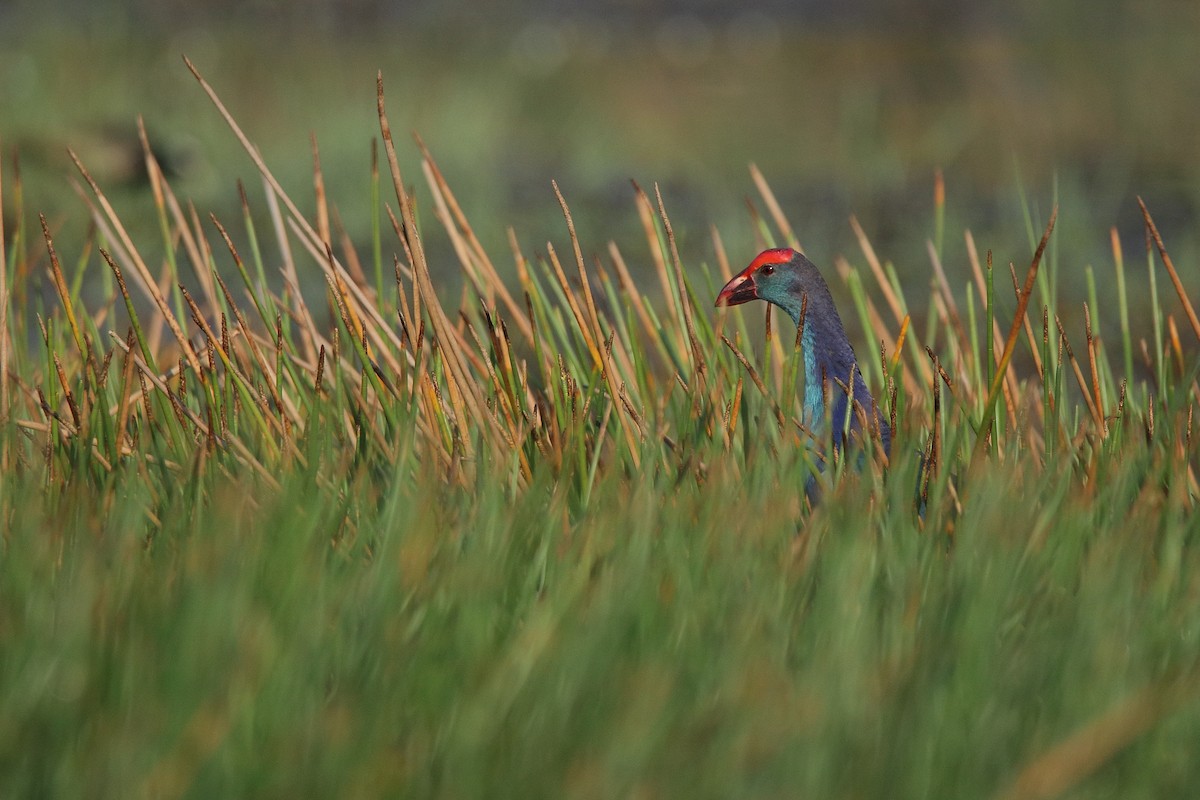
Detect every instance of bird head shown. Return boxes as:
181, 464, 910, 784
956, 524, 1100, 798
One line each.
715, 248, 814, 317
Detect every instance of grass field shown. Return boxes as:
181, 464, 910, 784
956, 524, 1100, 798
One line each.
2, 49, 1200, 799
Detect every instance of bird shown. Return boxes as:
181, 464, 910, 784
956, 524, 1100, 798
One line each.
715, 248, 891, 495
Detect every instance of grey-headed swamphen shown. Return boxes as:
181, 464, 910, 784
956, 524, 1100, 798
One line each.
716, 248, 891, 500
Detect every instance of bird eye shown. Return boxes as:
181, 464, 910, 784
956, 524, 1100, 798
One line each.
761, 265, 775, 276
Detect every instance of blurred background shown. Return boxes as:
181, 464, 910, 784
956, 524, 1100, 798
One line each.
1, 0, 1198, 310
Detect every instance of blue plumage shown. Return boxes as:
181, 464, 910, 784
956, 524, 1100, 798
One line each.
716, 248, 891, 496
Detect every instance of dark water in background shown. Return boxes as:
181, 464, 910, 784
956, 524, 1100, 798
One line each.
1, 0, 1197, 332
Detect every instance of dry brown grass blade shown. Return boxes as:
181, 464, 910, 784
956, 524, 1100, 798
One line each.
893, 315, 910, 369
465, 332, 524, 475
832, 256, 914, 396
851, 215, 905, 329
591, 259, 642, 395
211, 214, 308, 346
372, 70, 422, 315
711, 225, 732, 282
68, 149, 203, 377
929, 232, 974, 379
40, 215, 86, 359
260, 177, 317, 364
53, 353, 81, 432
608, 241, 660, 359
541, 231, 644, 460
138, 117, 217, 314
283, 218, 407, 375
190, 278, 299, 431
749, 164, 800, 251
709, 225, 734, 348
113, 329, 139, 454
545, 242, 600, 366
721, 334, 784, 428
553, 181, 625, 375
1006, 257, 1045, 380
324, 241, 371, 359
1055, 314, 1104, 429
993, 669, 1200, 800
966, 241, 1018, 429
631, 180, 677, 341
417, 137, 534, 346
1139, 196, 1200, 343
311, 133, 331, 248
1084, 302, 1106, 434
1167, 315, 1184, 377
185, 52, 325, 265
109, 332, 282, 490
422, 164, 488, 309
180, 292, 283, 443
475, 309, 525, 428
149, 253, 178, 355
384, 205, 418, 327
372, 71, 513, 464
726, 376, 743, 439
654, 184, 705, 378
186, 58, 403, 379
335, 214, 371, 293
972, 207, 1057, 463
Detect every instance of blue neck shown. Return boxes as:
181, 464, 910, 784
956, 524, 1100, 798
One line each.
801, 324, 825, 430
783, 298, 889, 455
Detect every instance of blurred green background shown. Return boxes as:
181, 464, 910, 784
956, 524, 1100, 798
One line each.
2, 0, 1198, 304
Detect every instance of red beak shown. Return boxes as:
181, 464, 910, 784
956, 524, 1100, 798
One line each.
715, 272, 758, 307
